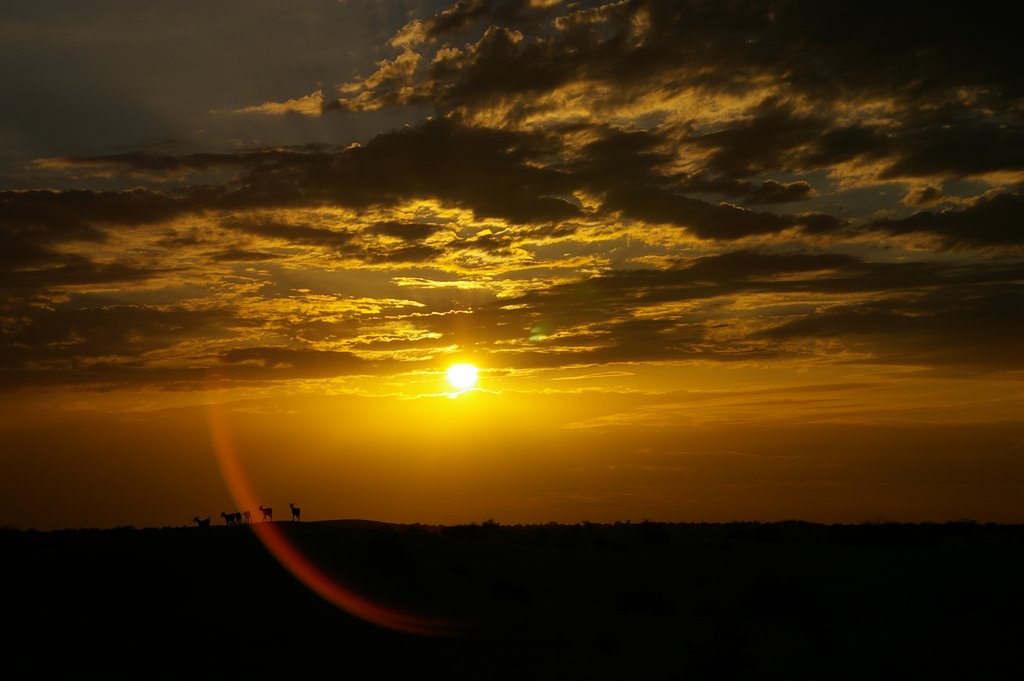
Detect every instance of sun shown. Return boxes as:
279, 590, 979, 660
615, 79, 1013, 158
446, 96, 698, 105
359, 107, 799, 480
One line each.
446, 363, 479, 391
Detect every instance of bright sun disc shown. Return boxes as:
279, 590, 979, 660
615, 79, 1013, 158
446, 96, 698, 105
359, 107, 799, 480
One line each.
446, 363, 479, 391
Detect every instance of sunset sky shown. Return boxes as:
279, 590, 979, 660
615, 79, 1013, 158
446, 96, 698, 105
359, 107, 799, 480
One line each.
2, 0, 1022, 531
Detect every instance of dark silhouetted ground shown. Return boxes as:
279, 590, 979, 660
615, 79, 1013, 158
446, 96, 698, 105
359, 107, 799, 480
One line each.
3, 520, 1022, 679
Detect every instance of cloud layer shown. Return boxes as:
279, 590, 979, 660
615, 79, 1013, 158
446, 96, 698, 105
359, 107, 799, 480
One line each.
2, 0, 1022, 394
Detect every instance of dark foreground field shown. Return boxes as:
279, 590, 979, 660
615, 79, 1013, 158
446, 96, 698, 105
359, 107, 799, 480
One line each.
4, 519, 1023, 679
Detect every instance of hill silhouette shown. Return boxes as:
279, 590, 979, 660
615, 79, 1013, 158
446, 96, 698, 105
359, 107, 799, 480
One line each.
4, 519, 1022, 678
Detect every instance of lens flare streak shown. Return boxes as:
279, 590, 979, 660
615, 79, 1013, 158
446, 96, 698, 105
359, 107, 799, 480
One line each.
207, 401, 459, 636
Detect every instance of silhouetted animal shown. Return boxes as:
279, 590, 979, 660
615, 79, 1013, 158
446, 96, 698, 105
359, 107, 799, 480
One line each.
221, 511, 241, 526
193, 516, 210, 528
290, 503, 301, 522
259, 505, 273, 521
242, 510, 252, 524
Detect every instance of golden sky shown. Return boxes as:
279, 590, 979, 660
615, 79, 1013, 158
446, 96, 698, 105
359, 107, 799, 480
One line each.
2, 0, 1022, 530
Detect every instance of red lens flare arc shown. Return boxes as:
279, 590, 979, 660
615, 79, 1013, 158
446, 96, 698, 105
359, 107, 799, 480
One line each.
206, 401, 459, 637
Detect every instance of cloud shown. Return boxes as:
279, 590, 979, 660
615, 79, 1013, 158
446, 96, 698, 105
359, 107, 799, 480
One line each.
0, 188, 186, 292
33, 146, 341, 180
868, 192, 1024, 248
211, 248, 281, 262
365, 221, 448, 241
25, 120, 581, 228
877, 104, 1024, 180
901, 184, 950, 209
38, 111, 1021, 253
4, 0, 1022, 395
735, 179, 816, 205
410, 0, 558, 43
217, 346, 371, 378
333, 51, 424, 111
328, 0, 1022, 194
0, 302, 245, 388
210, 117, 581, 224
757, 283, 1024, 372
1, 188, 181, 234
223, 218, 357, 251
687, 98, 890, 179
221, 89, 326, 117
0, 257, 174, 292
352, 2, 1019, 116
447, 250, 1024, 371
601, 185, 842, 239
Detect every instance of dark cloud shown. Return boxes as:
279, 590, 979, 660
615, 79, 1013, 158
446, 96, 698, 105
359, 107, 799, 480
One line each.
361, 243, 447, 264
1, 188, 180, 236
901, 185, 948, 209
222, 218, 356, 251
452, 228, 518, 255
0, 302, 244, 389
868, 192, 1024, 248
758, 283, 1024, 372
602, 185, 842, 239
566, 127, 785, 233
771, 2, 1023, 102
186, 118, 580, 224
420, 252, 1024, 368
877, 106, 1024, 180
27, 121, 578, 232
3, 0, 1022, 395
343, 117, 579, 222
211, 248, 280, 262
338, 1, 1024, 187
0, 190, 187, 289
218, 346, 369, 378
54, 115, 1020, 254
417, 0, 557, 41
225, 217, 450, 263
566, 124, 820, 221
687, 98, 913, 180
0, 256, 173, 292
366, 221, 447, 241
0, 301, 382, 390
36, 146, 341, 179
0, 189, 190, 295
3, 242, 1022, 390
684, 97, 1022, 184
448, 250, 1024, 371
335, 250, 886, 368
735, 179, 816, 205
570, 127, 675, 183
394, 0, 1023, 110
421, 0, 490, 38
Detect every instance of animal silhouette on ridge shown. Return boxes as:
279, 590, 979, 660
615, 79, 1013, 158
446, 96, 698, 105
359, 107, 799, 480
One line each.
259, 505, 273, 521
290, 503, 301, 522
